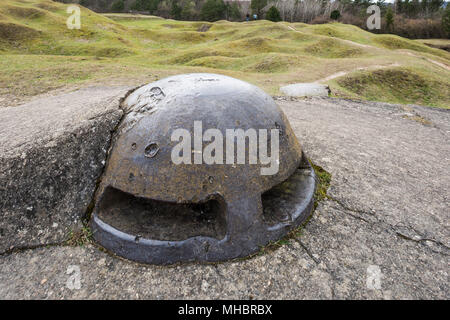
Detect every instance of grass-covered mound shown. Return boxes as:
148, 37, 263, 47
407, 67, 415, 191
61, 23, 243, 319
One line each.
0, 0, 449, 108
334, 67, 449, 108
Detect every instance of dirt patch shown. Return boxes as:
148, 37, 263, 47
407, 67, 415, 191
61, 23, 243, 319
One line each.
197, 24, 212, 32
373, 34, 450, 60
425, 58, 450, 71
2, 5, 46, 19
421, 41, 450, 52
317, 63, 400, 83
162, 23, 186, 29
35, 1, 60, 11
0, 22, 41, 41
402, 51, 450, 71
338, 38, 374, 49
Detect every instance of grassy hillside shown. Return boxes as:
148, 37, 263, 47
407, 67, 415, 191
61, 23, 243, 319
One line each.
415, 39, 450, 52
1, 0, 449, 108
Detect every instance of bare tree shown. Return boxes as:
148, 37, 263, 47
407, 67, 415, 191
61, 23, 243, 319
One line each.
271, 0, 342, 23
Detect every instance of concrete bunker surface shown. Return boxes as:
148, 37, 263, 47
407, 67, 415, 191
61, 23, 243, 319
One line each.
3, 87, 450, 299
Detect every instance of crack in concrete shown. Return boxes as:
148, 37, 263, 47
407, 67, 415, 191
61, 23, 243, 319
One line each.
212, 265, 228, 282
0, 242, 64, 257
395, 230, 449, 255
293, 237, 338, 299
295, 238, 320, 264
326, 195, 449, 256
327, 196, 374, 223
81, 85, 143, 224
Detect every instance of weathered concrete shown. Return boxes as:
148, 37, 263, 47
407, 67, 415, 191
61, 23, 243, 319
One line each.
0, 93, 448, 299
280, 83, 330, 97
0, 86, 130, 253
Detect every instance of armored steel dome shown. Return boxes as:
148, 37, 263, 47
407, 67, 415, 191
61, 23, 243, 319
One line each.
91, 73, 316, 264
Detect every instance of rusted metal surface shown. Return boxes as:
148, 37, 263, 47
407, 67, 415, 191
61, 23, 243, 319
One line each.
90, 73, 316, 264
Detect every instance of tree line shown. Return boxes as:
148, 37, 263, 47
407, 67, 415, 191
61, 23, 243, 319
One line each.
59, 0, 449, 38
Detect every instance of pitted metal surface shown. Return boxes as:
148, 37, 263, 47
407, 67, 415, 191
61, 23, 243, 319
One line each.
90, 74, 316, 264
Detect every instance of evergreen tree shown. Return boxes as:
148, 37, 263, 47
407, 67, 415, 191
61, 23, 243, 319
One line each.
111, 0, 125, 12
421, 0, 430, 12
250, 0, 268, 17
131, 0, 160, 12
430, 0, 444, 12
403, 0, 410, 16
181, 1, 196, 20
410, 0, 420, 17
330, 10, 341, 20
170, 0, 182, 19
396, 0, 403, 14
386, 7, 394, 31
79, 0, 90, 7
266, 6, 282, 22
228, 2, 242, 21
443, 6, 450, 36
200, 0, 226, 22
